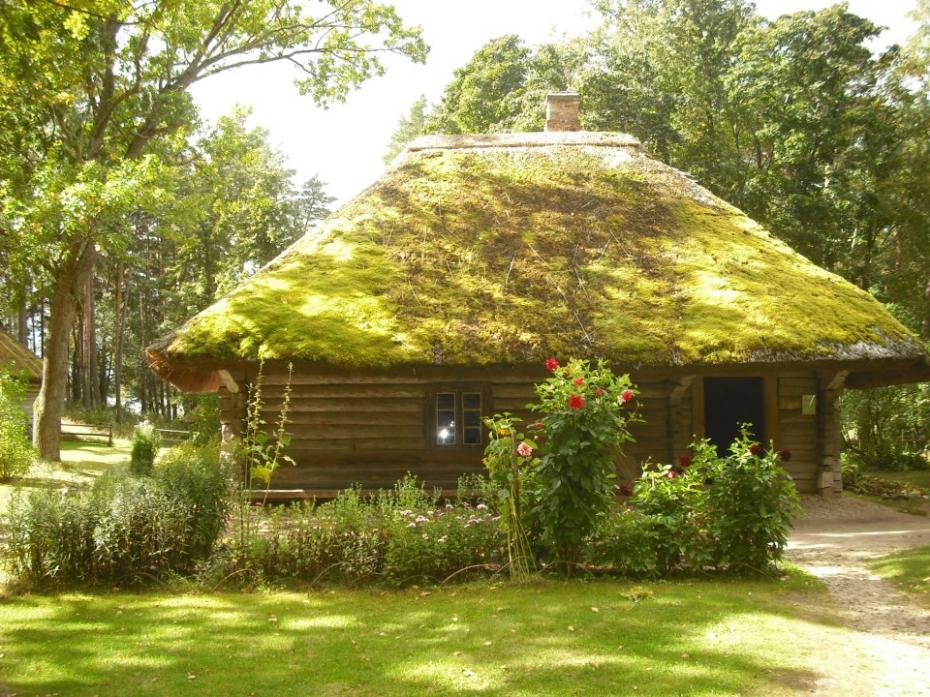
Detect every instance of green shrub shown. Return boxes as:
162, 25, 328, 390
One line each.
130, 421, 160, 476
0, 370, 34, 480
586, 508, 660, 576
4, 441, 229, 588
704, 430, 800, 573
589, 431, 800, 576
528, 358, 639, 567
207, 475, 503, 589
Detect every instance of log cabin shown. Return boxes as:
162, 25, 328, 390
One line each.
0, 328, 41, 423
147, 93, 930, 497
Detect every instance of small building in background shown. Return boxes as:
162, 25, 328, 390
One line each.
147, 93, 930, 497
0, 328, 42, 423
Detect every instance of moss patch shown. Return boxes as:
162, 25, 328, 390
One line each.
164, 142, 918, 368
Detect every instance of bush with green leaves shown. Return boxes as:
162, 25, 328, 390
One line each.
4, 441, 229, 588
528, 357, 639, 568
207, 475, 503, 588
842, 385, 930, 471
587, 430, 799, 576
129, 420, 161, 475
0, 369, 34, 480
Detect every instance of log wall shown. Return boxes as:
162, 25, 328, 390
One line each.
217, 366, 838, 495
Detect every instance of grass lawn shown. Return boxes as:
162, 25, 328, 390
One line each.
0, 571, 864, 697
866, 469, 930, 490
0, 439, 131, 520
870, 545, 930, 608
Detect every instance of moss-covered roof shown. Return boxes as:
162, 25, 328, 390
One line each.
151, 132, 924, 370
0, 329, 41, 382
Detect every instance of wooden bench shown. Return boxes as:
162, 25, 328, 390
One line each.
155, 428, 191, 444
61, 423, 113, 446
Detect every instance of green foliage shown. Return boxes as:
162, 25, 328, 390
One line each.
0, 370, 33, 480
241, 360, 295, 490
4, 442, 229, 588
188, 394, 221, 444
384, 95, 429, 164
704, 430, 801, 573
589, 430, 799, 576
129, 421, 160, 476
842, 384, 930, 471
209, 475, 502, 588
528, 359, 638, 566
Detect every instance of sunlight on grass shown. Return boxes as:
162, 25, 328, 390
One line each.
0, 574, 861, 697
870, 545, 930, 607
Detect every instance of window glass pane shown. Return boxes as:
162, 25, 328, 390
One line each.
464, 411, 481, 428
437, 393, 455, 410
464, 428, 481, 445
463, 392, 481, 410
437, 411, 456, 445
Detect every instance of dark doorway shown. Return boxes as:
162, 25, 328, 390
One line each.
703, 377, 765, 455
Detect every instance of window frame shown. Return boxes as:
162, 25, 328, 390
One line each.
427, 385, 490, 449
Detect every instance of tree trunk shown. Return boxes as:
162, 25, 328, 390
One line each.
113, 262, 125, 423
81, 270, 97, 409
33, 239, 97, 461
17, 305, 28, 348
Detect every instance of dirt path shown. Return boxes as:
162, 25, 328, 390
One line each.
787, 495, 930, 697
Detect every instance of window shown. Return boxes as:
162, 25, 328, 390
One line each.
434, 390, 484, 446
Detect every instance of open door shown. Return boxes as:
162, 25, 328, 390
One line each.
703, 377, 765, 455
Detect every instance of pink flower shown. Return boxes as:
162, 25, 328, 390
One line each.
620, 389, 634, 403
546, 357, 559, 372
517, 441, 533, 458
666, 469, 678, 479
568, 394, 585, 410
573, 377, 585, 386
529, 421, 543, 430
594, 387, 605, 397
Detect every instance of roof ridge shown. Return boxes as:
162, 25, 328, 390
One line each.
406, 131, 643, 152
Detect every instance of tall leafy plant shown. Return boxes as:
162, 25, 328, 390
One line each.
529, 358, 639, 569
482, 414, 537, 578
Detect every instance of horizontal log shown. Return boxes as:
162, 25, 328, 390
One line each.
263, 398, 424, 414
262, 385, 426, 399
264, 411, 422, 426
284, 425, 425, 440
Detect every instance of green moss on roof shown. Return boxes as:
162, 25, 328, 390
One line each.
160, 136, 921, 368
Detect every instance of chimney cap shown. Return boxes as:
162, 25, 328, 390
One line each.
546, 92, 581, 132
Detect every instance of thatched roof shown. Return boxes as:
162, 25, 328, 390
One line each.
148, 131, 926, 379
0, 329, 41, 384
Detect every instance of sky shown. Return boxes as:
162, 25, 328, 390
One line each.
190, 0, 919, 206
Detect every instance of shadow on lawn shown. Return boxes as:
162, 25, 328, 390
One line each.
0, 578, 833, 697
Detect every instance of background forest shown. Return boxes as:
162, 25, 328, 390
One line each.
2, 0, 929, 470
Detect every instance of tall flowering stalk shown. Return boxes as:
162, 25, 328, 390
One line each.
482, 414, 536, 578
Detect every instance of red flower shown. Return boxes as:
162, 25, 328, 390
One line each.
666, 469, 678, 479
778, 448, 791, 462
749, 443, 763, 456
529, 421, 544, 430
620, 389, 634, 403
677, 454, 692, 469
545, 357, 559, 372
517, 441, 533, 458
573, 376, 585, 386
594, 387, 605, 397
568, 394, 585, 410
619, 483, 633, 497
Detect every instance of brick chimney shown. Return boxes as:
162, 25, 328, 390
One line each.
545, 92, 581, 132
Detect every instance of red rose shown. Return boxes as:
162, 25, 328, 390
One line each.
619, 483, 633, 497
573, 377, 585, 386
545, 357, 559, 372
749, 443, 763, 456
620, 389, 634, 403
677, 454, 692, 469
778, 449, 791, 462
666, 469, 678, 479
594, 387, 605, 397
568, 394, 585, 410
